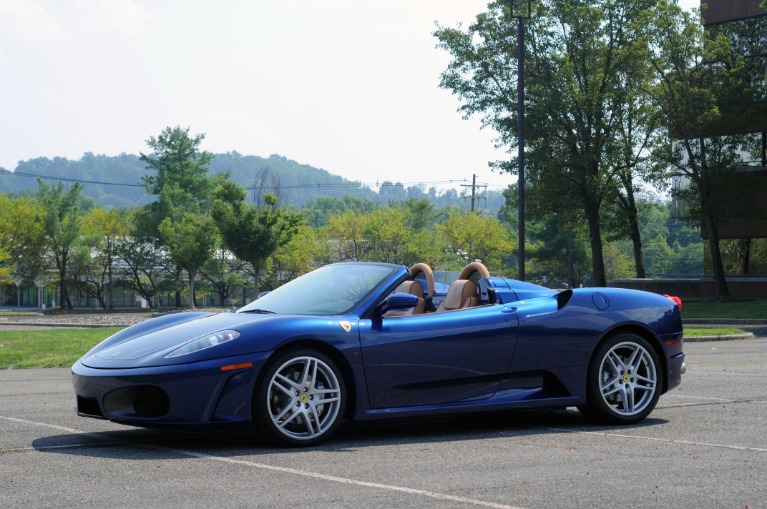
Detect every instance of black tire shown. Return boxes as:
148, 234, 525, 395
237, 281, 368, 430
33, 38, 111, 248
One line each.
253, 349, 346, 446
578, 333, 663, 425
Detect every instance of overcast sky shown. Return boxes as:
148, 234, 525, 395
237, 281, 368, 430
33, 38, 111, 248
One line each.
0, 0, 698, 192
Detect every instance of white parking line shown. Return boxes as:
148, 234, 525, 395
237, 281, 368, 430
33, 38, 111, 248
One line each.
686, 371, 763, 377
663, 395, 735, 402
0, 415, 526, 509
543, 426, 767, 453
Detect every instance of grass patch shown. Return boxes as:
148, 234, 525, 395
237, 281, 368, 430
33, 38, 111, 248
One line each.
684, 327, 747, 337
681, 298, 767, 320
0, 311, 43, 317
0, 327, 123, 369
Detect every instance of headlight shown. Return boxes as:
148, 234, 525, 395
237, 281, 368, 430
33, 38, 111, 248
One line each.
164, 330, 241, 358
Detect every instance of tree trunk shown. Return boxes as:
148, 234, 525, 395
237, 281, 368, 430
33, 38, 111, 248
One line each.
175, 266, 183, 307
703, 214, 730, 300
629, 223, 647, 279
188, 268, 196, 309
59, 250, 73, 310
252, 264, 262, 301
697, 143, 730, 300
584, 198, 607, 287
621, 185, 647, 278
735, 238, 751, 275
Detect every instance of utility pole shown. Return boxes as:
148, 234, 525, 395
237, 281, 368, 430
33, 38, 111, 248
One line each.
511, 0, 531, 281
460, 174, 487, 212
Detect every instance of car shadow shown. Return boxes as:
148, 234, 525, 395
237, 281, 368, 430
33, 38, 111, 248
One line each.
32, 408, 669, 459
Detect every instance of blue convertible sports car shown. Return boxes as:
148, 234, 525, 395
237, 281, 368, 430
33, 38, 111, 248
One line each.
72, 261, 686, 446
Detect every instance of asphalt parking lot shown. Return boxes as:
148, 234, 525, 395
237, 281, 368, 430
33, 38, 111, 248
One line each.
2, 338, 766, 509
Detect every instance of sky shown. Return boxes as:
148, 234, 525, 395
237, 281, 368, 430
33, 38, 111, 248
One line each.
0, 0, 699, 193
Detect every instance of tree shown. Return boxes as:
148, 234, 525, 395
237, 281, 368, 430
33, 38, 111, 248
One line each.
0, 195, 47, 286
645, 1, 761, 299
199, 250, 248, 307
261, 224, 328, 291
140, 126, 214, 219
323, 210, 371, 263
36, 179, 87, 309
435, 0, 666, 286
302, 195, 379, 227
212, 182, 303, 298
525, 213, 589, 287
437, 210, 514, 273
158, 213, 220, 309
74, 207, 129, 309
137, 126, 222, 306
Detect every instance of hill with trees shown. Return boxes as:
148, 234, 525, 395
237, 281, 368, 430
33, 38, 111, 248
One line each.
0, 152, 505, 211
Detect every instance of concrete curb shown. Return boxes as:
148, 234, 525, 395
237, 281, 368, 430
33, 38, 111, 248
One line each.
683, 332, 756, 342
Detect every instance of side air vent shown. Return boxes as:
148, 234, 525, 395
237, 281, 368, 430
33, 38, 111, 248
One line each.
77, 396, 104, 418
556, 289, 573, 310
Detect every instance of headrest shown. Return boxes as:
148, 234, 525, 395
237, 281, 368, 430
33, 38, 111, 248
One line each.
442, 279, 477, 311
395, 280, 424, 297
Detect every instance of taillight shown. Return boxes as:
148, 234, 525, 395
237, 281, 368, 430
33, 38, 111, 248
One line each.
664, 294, 683, 311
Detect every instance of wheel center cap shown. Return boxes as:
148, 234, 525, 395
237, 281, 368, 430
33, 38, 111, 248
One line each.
299, 393, 309, 403
623, 374, 631, 383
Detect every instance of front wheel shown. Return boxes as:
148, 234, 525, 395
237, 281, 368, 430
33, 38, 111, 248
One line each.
578, 334, 663, 425
253, 349, 346, 446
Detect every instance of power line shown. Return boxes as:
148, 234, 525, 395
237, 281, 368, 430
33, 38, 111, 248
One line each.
9, 171, 144, 187
4, 171, 482, 193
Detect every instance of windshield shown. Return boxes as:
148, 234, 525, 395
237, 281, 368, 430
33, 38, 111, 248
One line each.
238, 263, 399, 316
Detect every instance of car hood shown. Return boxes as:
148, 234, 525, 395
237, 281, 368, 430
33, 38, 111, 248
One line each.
77, 311, 359, 369
93, 313, 265, 361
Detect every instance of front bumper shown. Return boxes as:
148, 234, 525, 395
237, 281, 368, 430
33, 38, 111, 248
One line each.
71, 352, 270, 431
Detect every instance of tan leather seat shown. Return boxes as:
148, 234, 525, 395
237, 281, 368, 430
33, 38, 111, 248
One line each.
435, 279, 478, 313
386, 280, 426, 316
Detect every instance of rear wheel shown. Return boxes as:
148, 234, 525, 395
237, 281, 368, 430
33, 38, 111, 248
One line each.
578, 334, 662, 424
253, 349, 346, 446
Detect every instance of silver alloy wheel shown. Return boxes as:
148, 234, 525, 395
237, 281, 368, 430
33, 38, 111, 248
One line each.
598, 341, 658, 416
266, 355, 342, 441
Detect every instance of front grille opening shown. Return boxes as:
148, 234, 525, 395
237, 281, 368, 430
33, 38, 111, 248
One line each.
77, 396, 104, 418
103, 386, 170, 419
133, 387, 170, 418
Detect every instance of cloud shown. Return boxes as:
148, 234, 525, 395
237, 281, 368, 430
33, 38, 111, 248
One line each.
69, 0, 158, 36
0, 0, 68, 41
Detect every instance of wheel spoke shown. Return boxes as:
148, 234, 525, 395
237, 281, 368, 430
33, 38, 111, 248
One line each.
275, 373, 300, 392
299, 359, 313, 386
602, 382, 622, 398
277, 406, 302, 429
308, 405, 322, 433
633, 373, 655, 386
274, 402, 295, 422
313, 388, 339, 396
626, 386, 636, 413
625, 346, 642, 372
308, 359, 319, 389
606, 351, 625, 373
272, 380, 295, 398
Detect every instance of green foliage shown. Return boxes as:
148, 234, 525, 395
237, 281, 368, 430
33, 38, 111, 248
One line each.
140, 126, 214, 214
36, 178, 88, 309
302, 195, 379, 227
646, 1, 763, 298
682, 298, 767, 320
212, 186, 303, 297
437, 211, 514, 273
0, 194, 47, 284
159, 213, 220, 309
525, 213, 589, 287
0, 327, 123, 369
435, 0, 669, 286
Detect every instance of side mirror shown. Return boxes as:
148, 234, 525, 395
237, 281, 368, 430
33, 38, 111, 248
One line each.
373, 292, 419, 319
